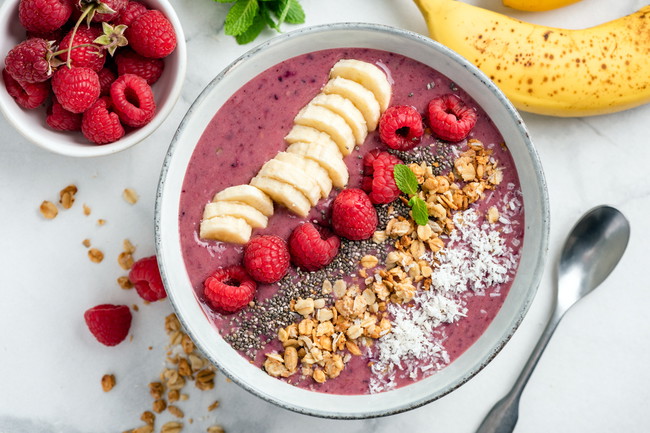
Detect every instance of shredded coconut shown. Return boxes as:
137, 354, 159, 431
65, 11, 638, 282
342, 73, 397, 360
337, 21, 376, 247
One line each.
369, 207, 518, 393
431, 209, 515, 293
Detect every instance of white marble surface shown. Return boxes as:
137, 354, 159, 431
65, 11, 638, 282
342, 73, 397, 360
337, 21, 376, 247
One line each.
2, 0, 650, 431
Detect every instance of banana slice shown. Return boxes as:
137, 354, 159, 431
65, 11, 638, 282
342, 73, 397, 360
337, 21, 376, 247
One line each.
284, 125, 348, 188
329, 59, 392, 112
258, 159, 321, 206
250, 176, 311, 217
286, 141, 349, 189
213, 184, 274, 217
203, 201, 268, 229
294, 104, 355, 156
284, 124, 336, 147
310, 93, 367, 145
274, 152, 332, 198
322, 77, 381, 131
199, 215, 251, 244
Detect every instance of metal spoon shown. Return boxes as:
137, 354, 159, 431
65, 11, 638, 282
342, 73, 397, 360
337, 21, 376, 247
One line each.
476, 205, 630, 433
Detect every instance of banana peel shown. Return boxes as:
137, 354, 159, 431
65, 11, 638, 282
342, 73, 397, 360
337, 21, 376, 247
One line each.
503, 0, 582, 12
413, 0, 650, 117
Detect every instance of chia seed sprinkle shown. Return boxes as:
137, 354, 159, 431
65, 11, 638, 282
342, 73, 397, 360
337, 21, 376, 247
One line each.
225, 142, 457, 358
388, 142, 453, 174
224, 204, 398, 358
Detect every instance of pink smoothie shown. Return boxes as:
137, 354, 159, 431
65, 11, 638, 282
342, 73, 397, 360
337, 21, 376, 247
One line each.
178, 48, 524, 395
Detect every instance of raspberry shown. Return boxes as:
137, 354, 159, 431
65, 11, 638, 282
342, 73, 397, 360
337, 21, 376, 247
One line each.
126, 10, 177, 59
19, 0, 73, 34
47, 99, 82, 130
378, 105, 424, 151
362, 149, 403, 204
81, 96, 125, 144
51, 66, 100, 113
74, 0, 127, 22
331, 189, 378, 240
84, 304, 132, 346
128, 256, 167, 302
4, 38, 54, 83
243, 235, 290, 283
110, 73, 155, 127
2, 68, 50, 109
427, 94, 477, 142
288, 223, 340, 272
113, 0, 147, 26
204, 265, 257, 313
59, 26, 105, 72
115, 49, 164, 85
97, 67, 116, 96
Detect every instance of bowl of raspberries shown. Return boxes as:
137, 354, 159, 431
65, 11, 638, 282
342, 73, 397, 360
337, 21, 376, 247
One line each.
0, 0, 186, 156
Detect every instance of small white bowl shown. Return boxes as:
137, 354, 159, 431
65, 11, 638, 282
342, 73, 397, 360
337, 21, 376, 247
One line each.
156, 23, 550, 418
0, 0, 186, 157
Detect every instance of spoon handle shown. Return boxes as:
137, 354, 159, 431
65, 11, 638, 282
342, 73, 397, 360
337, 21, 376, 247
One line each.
475, 308, 564, 433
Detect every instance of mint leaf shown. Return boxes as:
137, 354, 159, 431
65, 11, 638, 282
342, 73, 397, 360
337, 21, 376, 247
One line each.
224, 0, 259, 36
214, 0, 236, 3
273, 0, 291, 27
409, 196, 429, 226
284, 0, 305, 23
235, 11, 266, 44
393, 164, 418, 196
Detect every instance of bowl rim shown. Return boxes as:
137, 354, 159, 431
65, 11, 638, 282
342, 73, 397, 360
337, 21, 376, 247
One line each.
0, 0, 187, 157
155, 22, 550, 419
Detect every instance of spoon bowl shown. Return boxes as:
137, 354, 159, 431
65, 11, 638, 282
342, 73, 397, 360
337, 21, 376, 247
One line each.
557, 205, 631, 312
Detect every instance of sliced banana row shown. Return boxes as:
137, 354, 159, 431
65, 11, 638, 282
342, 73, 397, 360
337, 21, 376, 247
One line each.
199, 59, 391, 244
292, 59, 391, 158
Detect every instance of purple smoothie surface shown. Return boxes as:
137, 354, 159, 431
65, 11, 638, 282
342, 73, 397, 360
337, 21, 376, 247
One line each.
178, 48, 524, 395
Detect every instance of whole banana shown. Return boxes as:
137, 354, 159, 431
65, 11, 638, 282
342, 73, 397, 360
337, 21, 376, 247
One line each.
413, 0, 650, 117
503, 0, 581, 12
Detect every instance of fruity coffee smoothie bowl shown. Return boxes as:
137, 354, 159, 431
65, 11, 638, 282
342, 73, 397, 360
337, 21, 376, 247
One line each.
156, 24, 549, 418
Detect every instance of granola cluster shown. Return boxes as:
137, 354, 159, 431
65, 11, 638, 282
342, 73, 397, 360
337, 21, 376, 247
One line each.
123, 313, 224, 433
263, 139, 504, 384
264, 277, 392, 384
39, 184, 78, 219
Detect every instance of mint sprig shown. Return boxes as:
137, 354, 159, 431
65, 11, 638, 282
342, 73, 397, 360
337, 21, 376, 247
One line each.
218, 0, 306, 45
393, 164, 429, 226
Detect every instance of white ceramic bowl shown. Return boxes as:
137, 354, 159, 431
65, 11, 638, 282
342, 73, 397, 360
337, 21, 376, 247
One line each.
0, 0, 186, 157
156, 23, 550, 418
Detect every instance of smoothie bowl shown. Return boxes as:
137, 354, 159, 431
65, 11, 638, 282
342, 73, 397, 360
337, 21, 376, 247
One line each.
156, 23, 549, 418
